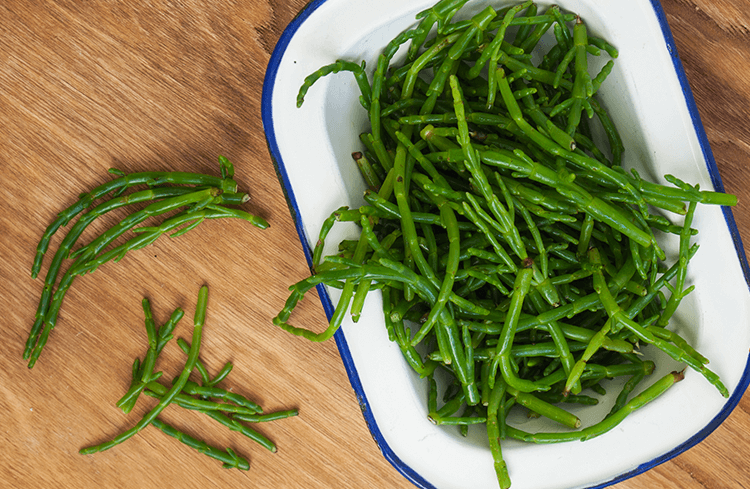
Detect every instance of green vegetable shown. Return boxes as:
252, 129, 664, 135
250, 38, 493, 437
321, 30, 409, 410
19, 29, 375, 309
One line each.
25, 157, 268, 368
82, 286, 297, 468
117, 305, 185, 414
149, 418, 250, 471
276, 1, 737, 487
80, 286, 209, 455
505, 370, 685, 443
31, 163, 237, 280
25, 186, 200, 362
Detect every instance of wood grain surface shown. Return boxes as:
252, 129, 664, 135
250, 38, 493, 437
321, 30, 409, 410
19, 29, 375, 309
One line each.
1, 1, 748, 488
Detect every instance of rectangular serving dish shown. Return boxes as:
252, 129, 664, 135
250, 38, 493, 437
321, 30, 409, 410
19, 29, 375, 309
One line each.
262, 1, 750, 488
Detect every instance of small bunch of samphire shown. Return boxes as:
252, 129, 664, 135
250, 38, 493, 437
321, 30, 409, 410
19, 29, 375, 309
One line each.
79, 286, 299, 470
24, 156, 268, 369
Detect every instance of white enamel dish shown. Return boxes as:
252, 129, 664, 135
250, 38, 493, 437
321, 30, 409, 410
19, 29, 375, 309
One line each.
261, 1, 750, 488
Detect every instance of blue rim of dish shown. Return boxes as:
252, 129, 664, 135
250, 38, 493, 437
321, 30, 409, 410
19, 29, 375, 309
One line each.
260, 1, 750, 488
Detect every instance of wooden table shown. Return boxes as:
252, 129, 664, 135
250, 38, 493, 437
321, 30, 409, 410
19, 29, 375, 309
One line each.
2, 1, 748, 488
